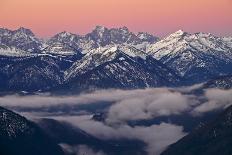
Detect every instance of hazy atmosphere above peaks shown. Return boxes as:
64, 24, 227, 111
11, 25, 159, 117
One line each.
0, 0, 231, 38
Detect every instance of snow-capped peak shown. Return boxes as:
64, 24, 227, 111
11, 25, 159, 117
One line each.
50, 31, 78, 44
95, 25, 107, 30
88, 45, 147, 59
146, 29, 232, 81
0, 28, 11, 36
166, 30, 188, 39
13, 27, 34, 36
64, 44, 149, 80
118, 26, 130, 33
137, 32, 151, 39
58, 31, 74, 37
174, 30, 185, 35
147, 29, 230, 60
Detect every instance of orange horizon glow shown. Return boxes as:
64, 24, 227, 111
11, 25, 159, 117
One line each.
0, 0, 231, 38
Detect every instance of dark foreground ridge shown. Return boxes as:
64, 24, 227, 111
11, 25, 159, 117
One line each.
161, 105, 232, 155
0, 106, 64, 155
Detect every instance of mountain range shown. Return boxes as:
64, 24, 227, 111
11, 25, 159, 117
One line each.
0, 26, 232, 92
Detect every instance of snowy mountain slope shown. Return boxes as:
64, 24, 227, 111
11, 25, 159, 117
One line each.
63, 45, 181, 91
222, 36, 232, 48
0, 55, 64, 91
42, 41, 83, 57
64, 45, 164, 80
46, 31, 87, 55
65, 46, 120, 80
0, 44, 35, 57
147, 30, 232, 83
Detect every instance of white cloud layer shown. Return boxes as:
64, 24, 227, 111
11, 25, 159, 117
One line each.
192, 89, 232, 114
55, 115, 186, 155
0, 88, 197, 121
1, 87, 232, 155
106, 90, 193, 123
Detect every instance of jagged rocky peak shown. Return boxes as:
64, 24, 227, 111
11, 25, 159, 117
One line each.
54, 31, 78, 38
165, 29, 189, 39
137, 32, 159, 42
147, 28, 232, 83
92, 25, 109, 36
111, 26, 131, 35
174, 29, 185, 35
194, 32, 212, 36
42, 26, 160, 54
86, 25, 110, 46
90, 25, 132, 38
95, 25, 108, 31
0, 27, 44, 53
59, 31, 73, 36
0, 28, 12, 35
13, 27, 35, 36
137, 32, 153, 39
49, 31, 79, 44
166, 30, 218, 41
118, 26, 130, 32
0, 27, 35, 37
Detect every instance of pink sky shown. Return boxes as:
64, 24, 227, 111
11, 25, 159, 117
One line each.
0, 0, 231, 38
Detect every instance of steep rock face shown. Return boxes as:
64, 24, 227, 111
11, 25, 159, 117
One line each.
85, 26, 159, 48
161, 105, 232, 155
147, 30, 232, 83
45, 31, 85, 56
0, 106, 64, 155
0, 27, 44, 52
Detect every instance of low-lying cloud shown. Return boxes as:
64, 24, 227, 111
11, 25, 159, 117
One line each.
55, 115, 186, 155
1, 87, 232, 120
107, 90, 194, 123
0, 88, 197, 121
192, 89, 232, 114
1, 87, 232, 155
